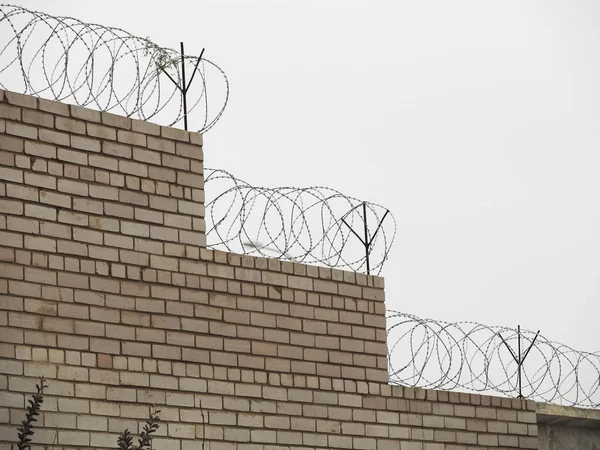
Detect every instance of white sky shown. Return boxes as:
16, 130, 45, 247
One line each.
7, 0, 600, 354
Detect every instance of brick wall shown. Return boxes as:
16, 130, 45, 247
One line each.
0, 89, 538, 449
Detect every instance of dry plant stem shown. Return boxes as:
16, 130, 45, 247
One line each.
16, 376, 48, 450
118, 409, 161, 450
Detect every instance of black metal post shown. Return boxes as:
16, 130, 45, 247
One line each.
498, 325, 540, 400
180, 42, 188, 131
362, 202, 370, 275
517, 325, 522, 397
155, 42, 204, 132
341, 204, 390, 275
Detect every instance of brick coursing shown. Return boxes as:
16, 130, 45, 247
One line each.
0, 90, 537, 449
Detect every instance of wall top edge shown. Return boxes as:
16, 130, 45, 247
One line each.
189, 247, 385, 291
0, 89, 203, 146
537, 402, 600, 427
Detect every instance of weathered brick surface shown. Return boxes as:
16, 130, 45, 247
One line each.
0, 90, 536, 449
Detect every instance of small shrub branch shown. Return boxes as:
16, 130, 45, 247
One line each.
16, 376, 47, 450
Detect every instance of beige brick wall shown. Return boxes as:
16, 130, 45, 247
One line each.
0, 89, 537, 449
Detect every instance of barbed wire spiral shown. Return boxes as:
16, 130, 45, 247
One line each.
387, 311, 600, 408
0, 4, 228, 132
204, 168, 396, 275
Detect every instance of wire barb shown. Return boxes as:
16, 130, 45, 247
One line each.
0, 4, 229, 132
204, 168, 397, 274
387, 311, 600, 408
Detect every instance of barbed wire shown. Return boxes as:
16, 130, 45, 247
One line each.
204, 168, 396, 275
0, 4, 228, 132
387, 311, 600, 408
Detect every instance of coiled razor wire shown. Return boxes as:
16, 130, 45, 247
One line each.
0, 4, 228, 132
387, 311, 600, 408
204, 168, 396, 275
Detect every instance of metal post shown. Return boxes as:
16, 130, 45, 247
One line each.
341, 205, 389, 275
156, 43, 204, 132
498, 325, 540, 400
517, 325, 522, 398
180, 42, 188, 131
362, 202, 370, 275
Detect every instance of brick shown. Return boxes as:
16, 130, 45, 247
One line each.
69, 104, 100, 122
31, 157, 47, 171
89, 337, 119, 354
0, 149, 12, 170
148, 166, 176, 182
25, 204, 56, 221
133, 147, 161, 165
121, 221, 150, 237
25, 172, 56, 189
40, 190, 71, 208
162, 154, 190, 170
151, 285, 179, 300
178, 199, 204, 216
0, 167, 23, 183
150, 195, 177, 211
0, 103, 20, 120
147, 136, 175, 153
6, 121, 37, 140
89, 184, 118, 200
108, 176, 126, 193
120, 341, 150, 357
44, 412, 77, 428
135, 298, 162, 313
102, 140, 131, 158
0, 262, 23, 280
23, 109, 54, 128
58, 365, 88, 381
71, 135, 101, 152
58, 148, 87, 165
153, 344, 181, 360
39, 128, 69, 146
72, 228, 102, 245
161, 126, 189, 142
0, 134, 23, 152
58, 303, 89, 319
120, 190, 148, 206
150, 225, 178, 242
136, 327, 166, 343
187, 132, 202, 146
136, 208, 163, 224
98, 111, 129, 129
75, 383, 105, 399
0, 391, 24, 407
56, 117, 86, 134
77, 415, 107, 431
25, 235, 56, 252
58, 210, 89, 226
131, 117, 159, 135
24, 268, 56, 285
179, 229, 203, 245
105, 202, 134, 219
176, 142, 203, 160
58, 397, 89, 413
43, 316, 74, 333
40, 222, 71, 239
118, 130, 146, 146
39, 98, 69, 116
517, 410, 537, 423
120, 160, 148, 176
57, 239, 87, 256
0, 199, 23, 215
87, 153, 117, 170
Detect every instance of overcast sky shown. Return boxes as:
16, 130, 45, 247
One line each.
7, 0, 600, 354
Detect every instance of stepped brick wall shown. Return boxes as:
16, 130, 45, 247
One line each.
0, 89, 537, 449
